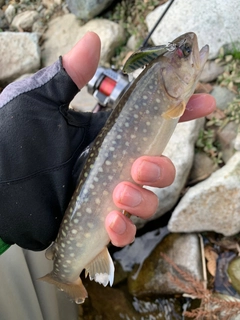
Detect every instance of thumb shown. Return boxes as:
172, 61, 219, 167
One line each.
62, 32, 101, 89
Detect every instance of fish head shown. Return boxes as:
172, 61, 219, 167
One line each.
160, 32, 209, 103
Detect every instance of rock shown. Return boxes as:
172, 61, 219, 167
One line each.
227, 256, 240, 294
168, 152, 240, 236
128, 233, 202, 296
200, 60, 225, 83
0, 9, 8, 30
66, 0, 114, 20
146, 0, 240, 59
132, 118, 205, 227
11, 10, 39, 31
211, 86, 236, 111
0, 0, 5, 8
41, 14, 125, 66
188, 151, 217, 185
4, 4, 15, 24
217, 121, 239, 163
69, 86, 96, 112
0, 32, 40, 84
42, 0, 62, 9
82, 279, 141, 320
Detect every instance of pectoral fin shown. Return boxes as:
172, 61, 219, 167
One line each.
45, 242, 57, 260
162, 102, 186, 119
85, 247, 115, 287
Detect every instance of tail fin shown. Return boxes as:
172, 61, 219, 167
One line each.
39, 273, 88, 304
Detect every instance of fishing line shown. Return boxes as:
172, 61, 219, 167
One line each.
141, 0, 175, 48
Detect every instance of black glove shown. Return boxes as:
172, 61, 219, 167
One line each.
0, 57, 109, 252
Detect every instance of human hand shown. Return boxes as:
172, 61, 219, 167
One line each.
63, 32, 216, 247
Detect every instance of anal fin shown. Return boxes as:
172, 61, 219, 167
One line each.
162, 101, 186, 119
85, 247, 115, 287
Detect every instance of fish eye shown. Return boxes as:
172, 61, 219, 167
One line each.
181, 42, 192, 57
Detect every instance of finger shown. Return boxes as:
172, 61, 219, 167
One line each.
62, 32, 101, 89
180, 94, 216, 122
131, 155, 175, 188
113, 182, 159, 219
105, 211, 136, 247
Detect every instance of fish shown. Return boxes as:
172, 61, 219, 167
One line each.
40, 32, 209, 304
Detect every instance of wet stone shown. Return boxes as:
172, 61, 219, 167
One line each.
128, 233, 202, 297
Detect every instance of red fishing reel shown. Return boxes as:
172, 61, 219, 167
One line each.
87, 67, 130, 112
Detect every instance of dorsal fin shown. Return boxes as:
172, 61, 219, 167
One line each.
85, 247, 115, 287
122, 45, 169, 74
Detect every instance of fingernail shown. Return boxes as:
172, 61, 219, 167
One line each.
115, 185, 142, 207
138, 160, 161, 182
109, 214, 127, 235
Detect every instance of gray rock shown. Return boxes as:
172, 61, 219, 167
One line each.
132, 118, 205, 227
11, 10, 39, 31
146, 0, 240, 59
200, 60, 225, 83
188, 151, 217, 185
0, 32, 40, 84
41, 14, 125, 66
66, 0, 114, 20
211, 86, 236, 111
0, 9, 8, 30
4, 4, 15, 24
168, 152, 240, 236
69, 87, 96, 113
217, 121, 239, 163
127, 233, 202, 296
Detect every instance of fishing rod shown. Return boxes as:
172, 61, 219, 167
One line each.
88, 0, 175, 111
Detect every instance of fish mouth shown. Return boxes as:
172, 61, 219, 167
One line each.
172, 32, 209, 70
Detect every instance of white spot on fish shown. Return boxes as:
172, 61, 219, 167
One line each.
143, 95, 148, 100
73, 219, 79, 224
108, 175, 113, 181
98, 167, 103, 172
105, 160, 111, 166
134, 114, 138, 119
60, 254, 64, 258
109, 146, 115, 151
94, 177, 99, 182
95, 198, 101, 205
70, 253, 75, 258
117, 135, 121, 139
156, 98, 161, 103
63, 219, 68, 224
62, 230, 66, 237
103, 190, 109, 196
146, 121, 150, 126
77, 211, 82, 217
71, 229, 77, 234
85, 233, 91, 238
76, 242, 82, 247
125, 141, 129, 147
66, 260, 71, 264
86, 208, 92, 214
61, 243, 65, 248
84, 172, 88, 178
125, 123, 129, 127
87, 222, 94, 229
131, 134, 136, 139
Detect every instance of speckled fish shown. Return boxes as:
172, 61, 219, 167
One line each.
40, 32, 209, 304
